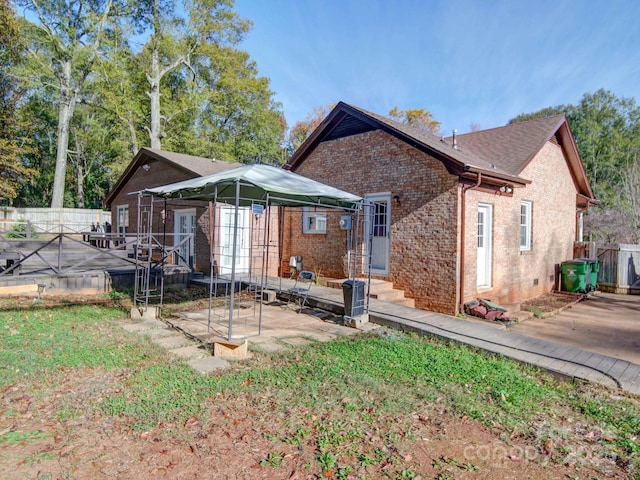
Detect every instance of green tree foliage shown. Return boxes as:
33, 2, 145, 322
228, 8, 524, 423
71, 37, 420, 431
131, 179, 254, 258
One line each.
510, 89, 640, 242
15, 0, 122, 208
104, 0, 286, 164
388, 106, 441, 135
0, 0, 37, 202
7, 0, 287, 208
13, 95, 58, 207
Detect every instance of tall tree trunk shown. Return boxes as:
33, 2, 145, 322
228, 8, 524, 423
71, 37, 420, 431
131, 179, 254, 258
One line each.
76, 161, 85, 208
146, 47, 162, 149
51, 60, 77, 209
146, 0, 163, 150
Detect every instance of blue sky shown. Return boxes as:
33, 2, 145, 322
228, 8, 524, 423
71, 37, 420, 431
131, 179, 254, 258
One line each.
234, 0, 640, 135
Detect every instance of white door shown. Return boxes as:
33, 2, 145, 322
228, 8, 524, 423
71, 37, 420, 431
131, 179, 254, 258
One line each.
174, 209, 196, 267
477, 203, 492, 288
219, 205, 250, 275
364, 194, 391, 276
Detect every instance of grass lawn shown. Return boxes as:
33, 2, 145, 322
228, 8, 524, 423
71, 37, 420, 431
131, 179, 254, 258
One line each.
1, 303, 638, 479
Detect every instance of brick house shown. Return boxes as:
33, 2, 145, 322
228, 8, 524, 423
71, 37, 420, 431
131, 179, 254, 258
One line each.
284, 102, 596, 314
104, 148, 241, 273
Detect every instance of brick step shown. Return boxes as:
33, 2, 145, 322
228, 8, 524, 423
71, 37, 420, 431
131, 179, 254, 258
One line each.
326, 279, 346, 289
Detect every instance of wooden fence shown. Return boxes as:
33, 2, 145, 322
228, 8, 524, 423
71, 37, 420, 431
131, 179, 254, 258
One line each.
596, 243, 640, 294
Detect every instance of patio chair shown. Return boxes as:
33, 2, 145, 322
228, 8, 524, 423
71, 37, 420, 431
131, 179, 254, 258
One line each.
286, 270, 315, 312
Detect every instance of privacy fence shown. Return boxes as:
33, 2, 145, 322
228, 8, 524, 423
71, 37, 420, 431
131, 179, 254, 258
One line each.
596, 243, 640, 294
0, 207, 111, 237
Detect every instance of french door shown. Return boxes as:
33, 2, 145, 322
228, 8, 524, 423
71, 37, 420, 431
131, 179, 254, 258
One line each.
219, 205, 250, 275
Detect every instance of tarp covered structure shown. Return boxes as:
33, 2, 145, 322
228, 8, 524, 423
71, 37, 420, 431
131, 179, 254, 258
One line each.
142, 164, 362, 210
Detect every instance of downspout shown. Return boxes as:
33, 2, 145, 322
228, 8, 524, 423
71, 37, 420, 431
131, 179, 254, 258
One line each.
458, 172, 482, 314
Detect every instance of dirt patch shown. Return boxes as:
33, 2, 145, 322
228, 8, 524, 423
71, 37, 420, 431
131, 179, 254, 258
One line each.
520, 292, 585, 318
1, 371, 627, 480
0, 292, 635, 479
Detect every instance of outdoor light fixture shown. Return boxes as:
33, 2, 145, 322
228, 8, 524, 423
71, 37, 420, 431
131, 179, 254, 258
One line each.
393, 194, 401, 207
499, 184, 513, 194
142, 163, 151, 171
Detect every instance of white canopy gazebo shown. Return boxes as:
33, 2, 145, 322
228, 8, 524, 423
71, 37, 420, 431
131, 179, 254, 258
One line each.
141, 164, 364, 339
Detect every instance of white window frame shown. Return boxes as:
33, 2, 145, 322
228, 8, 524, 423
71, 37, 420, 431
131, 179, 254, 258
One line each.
116, 205, 129, 233
520, 200, 532, 251
302, 207, 327, 234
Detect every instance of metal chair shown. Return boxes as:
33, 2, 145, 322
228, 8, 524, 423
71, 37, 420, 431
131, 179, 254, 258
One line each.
287, 270, 315, 312
289, 255, 303, 278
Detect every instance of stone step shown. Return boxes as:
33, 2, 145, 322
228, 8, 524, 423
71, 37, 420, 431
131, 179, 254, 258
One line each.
326, 278, 415, 308
395, 297, 416, 308
367, 279, 398, 295
370, 288, 406, 301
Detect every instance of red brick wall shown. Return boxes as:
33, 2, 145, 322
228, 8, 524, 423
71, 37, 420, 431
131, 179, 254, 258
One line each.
108, 159, 195, 237
463, 141, 577, 307
109, 161, 281, 275
108, 160, 212, 270
290, 130, 460, 314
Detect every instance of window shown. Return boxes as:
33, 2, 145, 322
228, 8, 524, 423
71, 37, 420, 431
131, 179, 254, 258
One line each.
520, 200, 532, 251
117, 205, 129, 234
302, 207, 327, 234
372, 201, 388, 237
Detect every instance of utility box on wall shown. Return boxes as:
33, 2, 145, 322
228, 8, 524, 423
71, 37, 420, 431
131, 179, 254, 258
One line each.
339, 215, 352, 230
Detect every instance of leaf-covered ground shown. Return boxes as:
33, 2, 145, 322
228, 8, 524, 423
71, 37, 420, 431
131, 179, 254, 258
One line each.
1, 302, 638, 479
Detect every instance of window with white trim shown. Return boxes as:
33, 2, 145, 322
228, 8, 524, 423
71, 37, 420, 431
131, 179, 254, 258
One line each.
520, 200, 532, 251
302, 207, 327, 234
117, 205, 129, 234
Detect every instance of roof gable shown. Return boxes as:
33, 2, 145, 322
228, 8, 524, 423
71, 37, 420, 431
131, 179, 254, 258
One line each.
287, 102, 528, 185
287, 102, 594, 199
104, 148, 240, 208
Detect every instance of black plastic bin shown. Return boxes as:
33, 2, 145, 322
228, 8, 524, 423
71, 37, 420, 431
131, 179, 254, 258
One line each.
342, 280, 365, 317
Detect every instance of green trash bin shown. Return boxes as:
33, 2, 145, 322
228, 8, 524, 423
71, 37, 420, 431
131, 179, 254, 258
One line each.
576, 258, 599, 291
591, 260, 600, 289
561, 260, 589, 293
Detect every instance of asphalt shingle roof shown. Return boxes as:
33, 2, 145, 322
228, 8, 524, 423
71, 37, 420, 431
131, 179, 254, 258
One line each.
142, 148, 241, 177
341, 104, 567, 179
288, 102, 587, 191
451, 115, 566, 177
105, 148, 241, 207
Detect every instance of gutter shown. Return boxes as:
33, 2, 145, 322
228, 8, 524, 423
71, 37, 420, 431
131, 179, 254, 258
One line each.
458, 172, 482, 314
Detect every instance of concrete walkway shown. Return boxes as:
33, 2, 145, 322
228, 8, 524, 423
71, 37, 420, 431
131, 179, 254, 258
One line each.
145, 275, 640, 395
293, 280, 640, 395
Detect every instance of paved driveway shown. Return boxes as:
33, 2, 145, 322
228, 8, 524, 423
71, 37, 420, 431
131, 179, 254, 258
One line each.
509, 292, 640, 365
